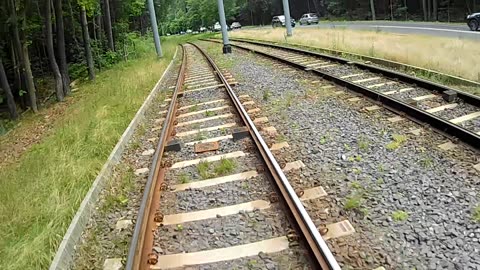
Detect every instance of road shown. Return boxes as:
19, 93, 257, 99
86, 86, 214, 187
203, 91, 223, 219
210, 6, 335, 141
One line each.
297, 21, 480, 39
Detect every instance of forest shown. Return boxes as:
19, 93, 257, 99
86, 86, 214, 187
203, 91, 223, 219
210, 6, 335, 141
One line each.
0, 0, 478, 127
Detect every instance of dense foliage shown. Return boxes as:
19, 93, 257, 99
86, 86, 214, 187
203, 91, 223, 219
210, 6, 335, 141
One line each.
0, 0, 152, 123
0, 0, 478, 125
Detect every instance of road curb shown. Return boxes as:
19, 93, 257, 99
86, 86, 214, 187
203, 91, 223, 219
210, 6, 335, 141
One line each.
48, 47, 179, 270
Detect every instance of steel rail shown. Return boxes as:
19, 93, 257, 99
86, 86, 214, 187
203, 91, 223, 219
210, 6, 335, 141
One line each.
126, 44, 187, 270
204, 39, 480, 150
189, 42, 341, 270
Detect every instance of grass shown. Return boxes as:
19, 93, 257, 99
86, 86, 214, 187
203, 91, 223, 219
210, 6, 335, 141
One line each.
358, 136, 370, 151
178, 173, 191, 184
344, 193, 364, 210
319, 135, 329, 145
230, 28, 480, 83
100, 166, 135, 213
197, 158, 237, 179
194, 130, 208, 141
205, 110, 215, 117
386, 134, 408, 151
392, 210, 409, 222
0, 34, 205, 269
473, 205, 480, 223
262, 89, 272, 101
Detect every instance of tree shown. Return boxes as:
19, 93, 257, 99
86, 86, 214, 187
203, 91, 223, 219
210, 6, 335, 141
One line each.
370, 0, 376, 20
80, 5, 95, 80
44, 0, 64, 101
103, 0, 115, 51
10, 0, 38, 112
0, 57, 18, 119
54, 0, 71, 96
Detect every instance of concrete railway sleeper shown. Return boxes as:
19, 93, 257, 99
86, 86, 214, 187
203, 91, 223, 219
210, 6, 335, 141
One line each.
125, 44, 350, 270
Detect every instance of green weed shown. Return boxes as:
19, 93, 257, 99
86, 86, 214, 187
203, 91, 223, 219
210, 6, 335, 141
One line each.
386, 134, 408, 150
205, 110, 215, 117
392, 210, 409, 222
358, 136, 370, 151
213, 158, 236, 176
197, 160, 211, 179
344, 193, 364, 210
189, 104, 199, 112
350, 181, 362, 189
319, 135, 329, 145
473, 205, 480, 223
263, 89, 272, 101
344, 143, 351, 151
179, 173, 190, 184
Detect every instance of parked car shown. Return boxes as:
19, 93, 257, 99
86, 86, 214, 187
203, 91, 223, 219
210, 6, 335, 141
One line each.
214, 22, 222, 32
200, 26, 207, 32
186, 29, 193, 34
231, 22, 242, 29
467, 12, 480, 31
299, 13, 319, 25
272, 15, 296, 28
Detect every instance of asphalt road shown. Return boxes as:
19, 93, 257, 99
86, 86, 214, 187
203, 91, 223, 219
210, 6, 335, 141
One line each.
296, 21, 480, 39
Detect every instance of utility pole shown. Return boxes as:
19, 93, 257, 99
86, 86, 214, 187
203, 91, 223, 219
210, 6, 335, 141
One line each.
147, 0, 163, 57
282, 0, 292, 37
217, 0, 231, 53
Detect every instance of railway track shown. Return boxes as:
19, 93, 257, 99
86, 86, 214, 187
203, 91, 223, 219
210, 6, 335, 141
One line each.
206, 38, 480, 150
125, 43, 354, 269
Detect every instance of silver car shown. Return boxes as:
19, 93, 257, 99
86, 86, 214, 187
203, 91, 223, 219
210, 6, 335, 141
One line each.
299, 13, 319, 25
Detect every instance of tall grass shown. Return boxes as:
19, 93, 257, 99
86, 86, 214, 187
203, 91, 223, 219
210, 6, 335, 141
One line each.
230, 28, 480, 83
0, 35, 197, 269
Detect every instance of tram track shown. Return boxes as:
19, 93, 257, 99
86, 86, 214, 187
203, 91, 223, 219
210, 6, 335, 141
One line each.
204, 38, 480, 151
125, 43, 350, 270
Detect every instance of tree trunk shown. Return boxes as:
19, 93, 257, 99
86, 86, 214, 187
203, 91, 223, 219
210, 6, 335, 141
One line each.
10, 0, 38, 112
103, 0, 115, 51
22, 44, 38, 112
67, 0, 80, 50
92, 16, 97, 40
427, 0, 431, 20
370, 0, 376, 20
0, 57, 18, 120
312, 0, 325, 17
45, 0, 64, 101
81, 6, 95, 80
390, 0, 394, 20
433, 0, 438, 21
54, 0, 71, 96
96, 15, 103, 45
422, 0, 427, 20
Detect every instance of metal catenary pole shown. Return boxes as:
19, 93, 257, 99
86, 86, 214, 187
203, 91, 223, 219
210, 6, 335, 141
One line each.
217, 0, 232, 53
282, 0, 293, 36
147, 0, 163, 57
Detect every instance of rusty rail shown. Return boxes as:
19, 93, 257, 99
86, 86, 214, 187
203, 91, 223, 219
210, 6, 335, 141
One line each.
125, 44, 186, 270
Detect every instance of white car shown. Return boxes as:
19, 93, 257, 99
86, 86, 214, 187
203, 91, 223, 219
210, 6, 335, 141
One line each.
200, 26, 207, 32
299, 13, 319, 25
186, 29, 193, 34
214, 22, 222, 32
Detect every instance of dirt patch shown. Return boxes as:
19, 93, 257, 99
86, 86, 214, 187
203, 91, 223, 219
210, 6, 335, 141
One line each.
0, 96, 76, 169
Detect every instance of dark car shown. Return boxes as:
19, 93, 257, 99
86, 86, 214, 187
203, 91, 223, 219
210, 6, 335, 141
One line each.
467, 12, 480, 31
272, 15, 296, 28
